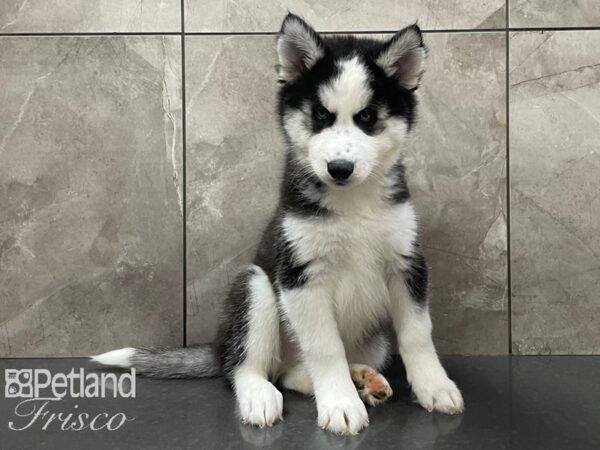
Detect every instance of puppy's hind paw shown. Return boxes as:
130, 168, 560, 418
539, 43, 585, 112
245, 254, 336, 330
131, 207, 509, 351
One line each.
350, 364, 393, 407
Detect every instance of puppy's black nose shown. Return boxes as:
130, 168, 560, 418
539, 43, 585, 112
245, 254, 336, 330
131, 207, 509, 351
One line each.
327, 159, 354, 182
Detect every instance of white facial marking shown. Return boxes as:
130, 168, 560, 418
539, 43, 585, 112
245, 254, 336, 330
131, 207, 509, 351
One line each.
319, 57, 371, 121
282, 54, 412, 197
283, 108, 311, 154
305, 58, 375, 187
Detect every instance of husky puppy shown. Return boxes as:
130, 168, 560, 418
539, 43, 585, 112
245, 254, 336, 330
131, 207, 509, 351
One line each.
93, 13, 464, 435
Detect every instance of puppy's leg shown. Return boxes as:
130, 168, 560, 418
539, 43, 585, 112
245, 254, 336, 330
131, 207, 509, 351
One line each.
389, 254, 464, 415
226, 266, 283, 428
281, 283, 369, 435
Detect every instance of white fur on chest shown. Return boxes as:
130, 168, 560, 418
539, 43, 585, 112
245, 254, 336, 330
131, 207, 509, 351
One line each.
282, 201, 418, 345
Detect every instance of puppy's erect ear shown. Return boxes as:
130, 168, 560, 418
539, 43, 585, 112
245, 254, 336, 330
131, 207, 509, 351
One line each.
277, 13, 324, 82
376, 24, 426, 90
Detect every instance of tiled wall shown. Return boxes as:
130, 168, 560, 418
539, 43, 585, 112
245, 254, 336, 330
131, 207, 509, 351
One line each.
1, 2, 598, 356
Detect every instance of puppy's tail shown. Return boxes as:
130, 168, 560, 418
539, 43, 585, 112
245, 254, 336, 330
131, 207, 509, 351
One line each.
91, 345, 220, 378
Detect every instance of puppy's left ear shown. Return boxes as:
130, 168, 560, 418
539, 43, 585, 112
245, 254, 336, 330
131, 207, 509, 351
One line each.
376, 24, 426, 90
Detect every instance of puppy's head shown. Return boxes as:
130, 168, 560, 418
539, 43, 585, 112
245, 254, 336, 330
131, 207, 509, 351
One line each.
277, 14, 426, 189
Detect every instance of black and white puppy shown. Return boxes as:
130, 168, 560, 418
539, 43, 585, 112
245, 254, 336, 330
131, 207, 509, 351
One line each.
93, 13, 464, 435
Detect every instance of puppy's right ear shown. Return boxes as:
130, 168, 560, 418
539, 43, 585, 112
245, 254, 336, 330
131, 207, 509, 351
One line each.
277, 13, 324, 82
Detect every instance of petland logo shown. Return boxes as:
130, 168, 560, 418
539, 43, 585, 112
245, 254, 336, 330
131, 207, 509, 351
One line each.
4, 368, 136, 431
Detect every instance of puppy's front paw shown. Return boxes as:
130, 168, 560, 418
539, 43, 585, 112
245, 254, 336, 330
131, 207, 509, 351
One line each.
238, 382, 284, 428
412, 376, 464, 415
317, 393, 369, 435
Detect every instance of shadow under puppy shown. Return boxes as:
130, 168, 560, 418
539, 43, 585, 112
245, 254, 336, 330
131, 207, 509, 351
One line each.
93, 13, 464, 435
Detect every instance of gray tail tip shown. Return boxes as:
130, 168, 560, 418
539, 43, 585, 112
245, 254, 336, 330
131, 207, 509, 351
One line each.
90, 347, 136, 368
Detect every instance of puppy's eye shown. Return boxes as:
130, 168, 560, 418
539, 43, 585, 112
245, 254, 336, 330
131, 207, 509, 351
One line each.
314, 105, 330, 120
356, 107, 376, 124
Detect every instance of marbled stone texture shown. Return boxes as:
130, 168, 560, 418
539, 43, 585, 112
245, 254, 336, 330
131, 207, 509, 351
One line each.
0, 37, 183, 356
408, 32, 507, 354
0, 0, 181, 33
185, 32, 508, 354
185, 36, 284, 344
510, 31, 600, 354
4, 2, 596, 357
510, 0, 600, 28
186, 0, 506, 33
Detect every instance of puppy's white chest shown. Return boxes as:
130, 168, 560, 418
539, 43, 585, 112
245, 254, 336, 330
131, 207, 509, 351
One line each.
330, 248, 390, 344
283, 204, 417, 343
283, 202, 416, 272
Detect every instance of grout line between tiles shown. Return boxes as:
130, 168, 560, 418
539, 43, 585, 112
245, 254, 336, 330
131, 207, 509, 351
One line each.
506, 0, 513, 355
181, 0, 188, 348
184, 28, 506, 35
0, 32, 182, 36
3, 27, 600, 39
509, 352, 513, 447
508, 26, 600, 32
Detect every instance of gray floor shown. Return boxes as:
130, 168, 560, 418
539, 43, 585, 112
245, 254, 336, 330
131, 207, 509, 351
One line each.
1, 357, 599, 449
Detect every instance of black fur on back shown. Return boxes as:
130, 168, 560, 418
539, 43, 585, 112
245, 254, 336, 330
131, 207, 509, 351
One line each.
216, 266, 255, 377
402, 245, 429, 305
